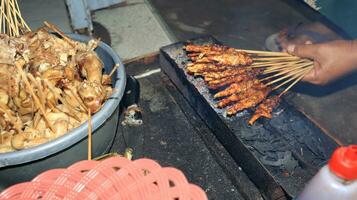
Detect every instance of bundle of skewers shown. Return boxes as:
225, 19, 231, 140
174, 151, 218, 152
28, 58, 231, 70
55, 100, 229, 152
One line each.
0, 0, 30, 36
183, 44, 313, 125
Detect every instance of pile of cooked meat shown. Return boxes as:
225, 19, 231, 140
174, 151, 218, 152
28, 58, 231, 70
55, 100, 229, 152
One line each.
184, 44, 280, 125
0, 23, 115, 153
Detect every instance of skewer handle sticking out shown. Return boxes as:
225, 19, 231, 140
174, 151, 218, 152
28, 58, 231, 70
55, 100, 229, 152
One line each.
88, 110, 92, 160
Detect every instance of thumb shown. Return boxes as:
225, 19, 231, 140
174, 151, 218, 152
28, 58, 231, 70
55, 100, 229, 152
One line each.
287, 43, 318, 59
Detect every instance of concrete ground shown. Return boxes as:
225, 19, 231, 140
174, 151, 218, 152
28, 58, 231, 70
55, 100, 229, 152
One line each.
92, 0, 173, 60
19, 0, 72, 32
148, 0, 357, 145
18, 0, 173, 60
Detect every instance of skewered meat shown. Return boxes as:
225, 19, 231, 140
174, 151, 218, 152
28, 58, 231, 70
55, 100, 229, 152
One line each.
186, 63, 230, 74
248, 95, 280, 125
213, 79, 263, 98
184, 44, 229, 53
226, 88, 270, 116
208, 74, 252, 89
201, 68, 246, 81
185, 44, 252, 66
184, 43, 278, 124
194, 52, 252, 66
217, 88, 261, 108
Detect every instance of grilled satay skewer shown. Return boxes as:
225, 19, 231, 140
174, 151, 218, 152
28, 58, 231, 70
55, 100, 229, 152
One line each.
213, 79, 263, 98
226, 88, 270, 116
186, 63, 231, 74
208, 74, 252, 89
248, 95, 280, 125
185, 44, 248, 55
201, 68, 247, 81
217, 88, 262, 108
184, 44, 230, 53
194, 52, 253, 66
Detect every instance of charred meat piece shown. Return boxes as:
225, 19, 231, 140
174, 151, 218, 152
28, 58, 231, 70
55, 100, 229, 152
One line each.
202, 68, 246, 81
184, 44, 228, 53
185, 44, 252, 66
226, 88, 270, 116
248, 95, 280, 125
186, 63, 231, 74
208, 74, 252, 89
217, 88, 261, 108
213, 79, 263, 98
195, 52, 253, 66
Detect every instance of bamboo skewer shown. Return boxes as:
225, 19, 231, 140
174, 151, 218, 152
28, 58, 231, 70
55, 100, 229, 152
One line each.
260, 65, 310, 83
251, 60, 304, 67
261, 62, 310, 74
253, 57, 302, 62
239, 48, 315, 94
272, 67, 311, 90
15, 60, 56, 133
12, 0, 30, 30
264, 64, 312, 87
109, 63, 120, 77
87, 110, 92, 160
239, 49, 291, 56
0, 0, 30, 36
261, 62, 313, 75
279, 73, 306, 96
44, 21, 75, 47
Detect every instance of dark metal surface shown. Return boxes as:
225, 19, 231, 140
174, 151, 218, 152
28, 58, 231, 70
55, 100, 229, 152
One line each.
159, 36, 339, 199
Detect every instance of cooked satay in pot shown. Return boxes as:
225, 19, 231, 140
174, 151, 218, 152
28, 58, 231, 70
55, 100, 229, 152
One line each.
0, 22, 117, 153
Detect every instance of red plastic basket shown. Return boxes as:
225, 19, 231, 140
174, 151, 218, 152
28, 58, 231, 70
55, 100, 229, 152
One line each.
0, 157, 207, 200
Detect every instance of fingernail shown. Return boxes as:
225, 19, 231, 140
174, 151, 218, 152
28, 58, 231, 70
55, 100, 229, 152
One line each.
287, 44, 295, 53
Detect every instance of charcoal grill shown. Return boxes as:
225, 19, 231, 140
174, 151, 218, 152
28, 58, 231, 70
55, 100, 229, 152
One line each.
159, 36, 340, 199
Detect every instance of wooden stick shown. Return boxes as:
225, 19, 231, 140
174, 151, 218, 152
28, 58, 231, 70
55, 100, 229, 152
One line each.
251, 60, 303, 68
109, 63, 120, 77
87, 110, 92, 160
6, 0, 11, 36
27, 74, 46, 106
10, 0, 19, 36
0, 3, 16, 35
260, 64, 310, 81
265, 61, 312, 70
261, 62, 313, 75
260, 61, 305, 71
14, 0, 30, 31
44, 21, 75, 47
260, 61, 311, 74
265, 65, 312, 86
67, 87, 88, 112
240, 49, 291, 56
253, 57, 301, 61
0, 0, 4, 33
273, 67, 311, 91
43, 79, 81, 122
15, 60, 56, 133
279, 73, 306, 96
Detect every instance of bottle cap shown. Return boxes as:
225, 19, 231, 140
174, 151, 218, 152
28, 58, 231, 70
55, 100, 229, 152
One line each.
328, 145, 357, 181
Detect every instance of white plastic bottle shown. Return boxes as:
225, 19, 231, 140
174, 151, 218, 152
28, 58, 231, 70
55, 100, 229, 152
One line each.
296, 145, 357, 200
